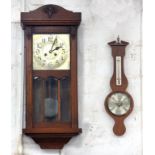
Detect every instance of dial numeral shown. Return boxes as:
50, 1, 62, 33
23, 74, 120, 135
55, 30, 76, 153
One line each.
56, 60, 59, 64
38, 56, 41, 60
37, 43, 42, 48
42, 38, 46, 43
48, 36, 53, 42
35, 49, 40, 54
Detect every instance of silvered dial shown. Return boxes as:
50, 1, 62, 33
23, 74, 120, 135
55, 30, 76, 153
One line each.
33, 34, 70, 70
107, 93, 131, 116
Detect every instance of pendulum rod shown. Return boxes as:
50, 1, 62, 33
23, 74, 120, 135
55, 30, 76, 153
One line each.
57, 79, 61, 121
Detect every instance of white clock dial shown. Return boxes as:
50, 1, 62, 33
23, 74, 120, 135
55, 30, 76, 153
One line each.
33, 34, 70, 70
107, 92, 131, 116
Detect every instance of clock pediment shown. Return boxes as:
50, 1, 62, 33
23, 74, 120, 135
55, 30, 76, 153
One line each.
21, 4, 81, 28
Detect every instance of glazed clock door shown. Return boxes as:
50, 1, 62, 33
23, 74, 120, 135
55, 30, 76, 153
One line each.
31, 28, 71, 127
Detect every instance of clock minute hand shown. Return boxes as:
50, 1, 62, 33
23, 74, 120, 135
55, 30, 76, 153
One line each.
49, 37, 57, 53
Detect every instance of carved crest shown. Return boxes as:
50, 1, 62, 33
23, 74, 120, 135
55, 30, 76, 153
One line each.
43, 5, 56, 18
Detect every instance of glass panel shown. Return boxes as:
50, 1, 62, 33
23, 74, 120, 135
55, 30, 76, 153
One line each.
33, 34, 70, 70
33, 76, 58, 123
33, 77, 43, 123
60, 77, 71, 122
44, 77, 58, 122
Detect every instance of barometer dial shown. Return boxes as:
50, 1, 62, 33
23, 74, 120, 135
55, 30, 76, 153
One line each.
107, 92, 131, 116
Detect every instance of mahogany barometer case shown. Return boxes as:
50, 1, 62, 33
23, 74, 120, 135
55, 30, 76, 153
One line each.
21, 5, 81, 149
104, 37, 134, 136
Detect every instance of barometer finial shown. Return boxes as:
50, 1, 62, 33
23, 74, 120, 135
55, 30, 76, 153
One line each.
117, 35, 120, 43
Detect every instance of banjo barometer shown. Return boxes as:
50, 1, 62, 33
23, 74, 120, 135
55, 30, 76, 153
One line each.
104, 37, 134, 136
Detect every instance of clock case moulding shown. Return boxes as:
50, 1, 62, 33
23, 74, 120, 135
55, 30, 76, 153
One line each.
21, 4, 81, 149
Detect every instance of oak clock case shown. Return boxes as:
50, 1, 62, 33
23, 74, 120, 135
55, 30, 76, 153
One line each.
21, 5, 81, 149
104, 38, 134, 136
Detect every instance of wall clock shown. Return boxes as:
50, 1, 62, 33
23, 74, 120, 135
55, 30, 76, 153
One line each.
21, 4, 81, 149
104, 37, 134, 136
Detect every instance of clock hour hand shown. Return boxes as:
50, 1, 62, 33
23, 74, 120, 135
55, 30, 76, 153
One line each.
52, 45, 63, 52
49, 44, 63, 53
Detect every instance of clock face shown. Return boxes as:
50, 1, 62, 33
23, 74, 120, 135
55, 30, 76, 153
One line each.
107, 92, 131, 116
33, 34, 70, 70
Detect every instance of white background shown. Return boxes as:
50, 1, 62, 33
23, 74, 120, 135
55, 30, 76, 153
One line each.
0, 0, 154, 154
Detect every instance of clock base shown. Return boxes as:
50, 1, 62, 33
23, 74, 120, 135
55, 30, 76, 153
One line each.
23, 128, 82, 149
32, 137, 71, 149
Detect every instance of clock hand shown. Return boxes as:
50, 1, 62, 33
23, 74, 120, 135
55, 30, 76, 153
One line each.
49, 45, 63, 53
49, 36, 58, 53
52, 45, 62, 52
